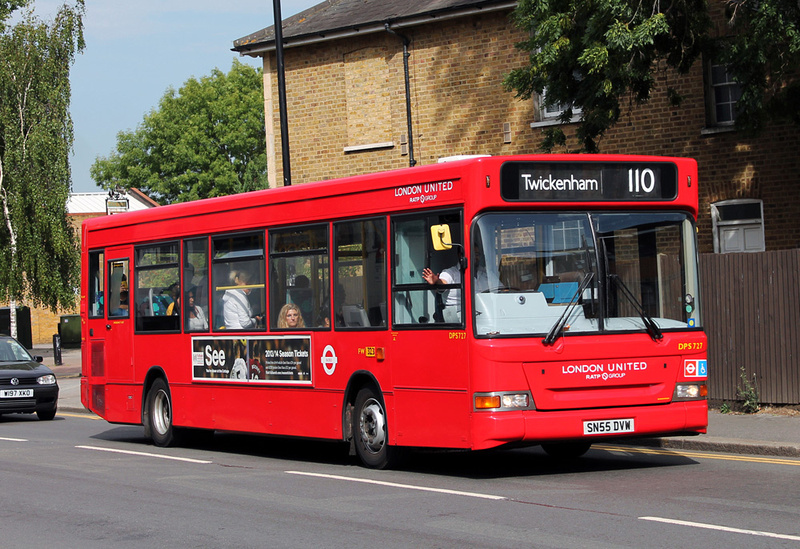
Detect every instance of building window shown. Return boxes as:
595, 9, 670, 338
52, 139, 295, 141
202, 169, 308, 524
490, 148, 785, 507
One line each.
711, 199, 765, 253
531, 89, 582, 128
708, 63, 742, 126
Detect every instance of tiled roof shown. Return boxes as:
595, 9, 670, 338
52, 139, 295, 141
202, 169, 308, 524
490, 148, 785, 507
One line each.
233, 0, 516, 54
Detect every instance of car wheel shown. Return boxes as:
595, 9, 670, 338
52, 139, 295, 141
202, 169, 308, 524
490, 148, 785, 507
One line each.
37, 406, 57, 421
353, 387, 397, 469
145, 378, 178, 447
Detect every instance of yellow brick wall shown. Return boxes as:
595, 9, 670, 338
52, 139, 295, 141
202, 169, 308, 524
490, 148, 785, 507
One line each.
263, 4, 800, 255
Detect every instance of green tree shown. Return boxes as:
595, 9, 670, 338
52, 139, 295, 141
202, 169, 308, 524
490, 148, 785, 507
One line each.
504, 0, 712, 152
722, 0, 800, 134
91, 59, 269, 204
0, 1, 85, 336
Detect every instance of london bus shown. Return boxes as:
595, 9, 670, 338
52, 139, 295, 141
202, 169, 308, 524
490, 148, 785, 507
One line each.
81, 154, 707, 469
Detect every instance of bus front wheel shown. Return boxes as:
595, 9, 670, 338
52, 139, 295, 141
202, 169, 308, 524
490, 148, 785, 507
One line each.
145, 378, 178, 447
353, 388, 395, 469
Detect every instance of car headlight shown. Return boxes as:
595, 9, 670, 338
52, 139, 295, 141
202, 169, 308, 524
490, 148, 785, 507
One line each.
37, 374, 56, 385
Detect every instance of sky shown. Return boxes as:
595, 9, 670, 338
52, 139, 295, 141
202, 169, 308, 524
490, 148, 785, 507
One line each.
22, 0, 320, 193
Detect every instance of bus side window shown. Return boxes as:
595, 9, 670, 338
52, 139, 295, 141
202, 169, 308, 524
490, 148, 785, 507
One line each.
269, 225, 329, 329
334, 217, 387, 329
88, 250, 105, 318
392, 210, 463, 326
211, 233, 266, 332
108, 259, 129, 318
184, 237, 209, 332
134, 243, 180, 332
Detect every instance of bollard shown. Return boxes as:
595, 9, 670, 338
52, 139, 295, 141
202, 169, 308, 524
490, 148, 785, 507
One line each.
52, 333, 62, 366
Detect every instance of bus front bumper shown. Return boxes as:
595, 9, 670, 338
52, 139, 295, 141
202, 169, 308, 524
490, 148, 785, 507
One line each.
470, 400, 708, 451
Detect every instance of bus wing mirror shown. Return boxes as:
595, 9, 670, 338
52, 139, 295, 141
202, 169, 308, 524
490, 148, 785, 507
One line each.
431, 224, 453, 251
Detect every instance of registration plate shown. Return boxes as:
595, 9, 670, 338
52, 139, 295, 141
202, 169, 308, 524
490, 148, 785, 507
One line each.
1, 389, 33, 398
583, 418, 635, 435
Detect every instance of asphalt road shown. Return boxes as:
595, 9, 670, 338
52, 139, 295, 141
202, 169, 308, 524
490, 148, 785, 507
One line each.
1, 411, 799, 548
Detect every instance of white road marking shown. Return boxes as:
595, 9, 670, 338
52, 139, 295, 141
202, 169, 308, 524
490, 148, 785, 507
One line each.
640, 516, 800, 541
0, 436, 27, 442
76, 445, 212, 464
286, 471, 506, 500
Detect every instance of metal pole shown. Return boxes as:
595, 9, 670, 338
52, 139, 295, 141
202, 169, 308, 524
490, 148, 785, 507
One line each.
273, 0, 291, 186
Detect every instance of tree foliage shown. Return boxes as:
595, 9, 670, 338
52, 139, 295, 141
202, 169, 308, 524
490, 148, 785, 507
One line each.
722, 0, 800, 133
0, 1, 84, 313
91, 59, 269, 204
504, 0, 712, 152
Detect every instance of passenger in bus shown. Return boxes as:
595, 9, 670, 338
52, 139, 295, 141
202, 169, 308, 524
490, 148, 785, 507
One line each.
185, 289, 208, 331
422, 265, 461, 323
277, 303, 305, 329
165, 283, 181, 315
222, 270, 263, 330
112, 290, 129, 316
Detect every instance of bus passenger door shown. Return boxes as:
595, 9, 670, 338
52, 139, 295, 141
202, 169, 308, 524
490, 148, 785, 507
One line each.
390, 211, 471, 448
100, 248, 134, 382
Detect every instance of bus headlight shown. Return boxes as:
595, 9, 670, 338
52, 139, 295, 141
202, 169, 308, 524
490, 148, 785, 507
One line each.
474, 392, 533, 410
674, 383, 707, 401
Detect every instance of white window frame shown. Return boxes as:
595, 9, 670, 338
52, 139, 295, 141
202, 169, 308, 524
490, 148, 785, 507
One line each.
531, 88, 582, 128
711, 199, 765, 254
708, 62, 742, 127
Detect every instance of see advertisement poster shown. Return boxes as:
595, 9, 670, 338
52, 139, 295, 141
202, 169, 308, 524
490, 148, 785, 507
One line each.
192, 336, 311, 384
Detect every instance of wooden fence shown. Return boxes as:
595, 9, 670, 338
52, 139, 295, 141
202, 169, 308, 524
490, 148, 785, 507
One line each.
700, 249, 800, 404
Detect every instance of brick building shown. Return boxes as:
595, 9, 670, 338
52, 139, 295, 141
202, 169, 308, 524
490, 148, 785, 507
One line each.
233, 0, 800, 255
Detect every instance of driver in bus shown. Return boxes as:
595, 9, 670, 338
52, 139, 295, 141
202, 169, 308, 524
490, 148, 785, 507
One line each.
222, 270, 263, 330
422, 265, 461, 323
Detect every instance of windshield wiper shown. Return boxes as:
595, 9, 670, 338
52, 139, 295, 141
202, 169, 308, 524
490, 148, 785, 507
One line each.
542, 272, 594, 346
608, 274, 663, 341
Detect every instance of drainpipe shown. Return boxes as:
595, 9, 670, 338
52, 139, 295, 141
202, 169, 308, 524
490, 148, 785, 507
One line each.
385, 23, 416, 167
273, 0, 291, 185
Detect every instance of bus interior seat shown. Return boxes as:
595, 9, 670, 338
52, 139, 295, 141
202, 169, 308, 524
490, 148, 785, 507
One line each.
342, 304, 370, 327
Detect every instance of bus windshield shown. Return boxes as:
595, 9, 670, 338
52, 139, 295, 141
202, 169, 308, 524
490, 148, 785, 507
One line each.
473, 211, 700, 337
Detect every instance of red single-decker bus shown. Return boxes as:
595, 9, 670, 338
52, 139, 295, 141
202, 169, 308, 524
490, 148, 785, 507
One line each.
81, 155, 707, 468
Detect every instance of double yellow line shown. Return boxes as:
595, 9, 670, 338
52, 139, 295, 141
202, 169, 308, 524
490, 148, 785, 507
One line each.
597, 444, 800, 466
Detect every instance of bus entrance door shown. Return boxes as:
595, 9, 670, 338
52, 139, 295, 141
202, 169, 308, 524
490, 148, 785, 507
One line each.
103, 248, 133, 384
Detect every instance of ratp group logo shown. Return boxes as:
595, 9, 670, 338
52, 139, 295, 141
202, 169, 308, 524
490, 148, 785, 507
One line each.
684, 359, 708, 378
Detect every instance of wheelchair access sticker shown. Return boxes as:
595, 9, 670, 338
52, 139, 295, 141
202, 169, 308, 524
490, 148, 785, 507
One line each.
684, 359, 708, 378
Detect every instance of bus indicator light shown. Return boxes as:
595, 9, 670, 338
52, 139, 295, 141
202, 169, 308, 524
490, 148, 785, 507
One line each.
475, 395, 501, 409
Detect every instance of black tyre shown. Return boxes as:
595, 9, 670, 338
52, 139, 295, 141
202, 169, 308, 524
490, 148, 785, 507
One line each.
145, 378, 178, 447
541, 441, 592, 459
353, 387, 396, 469
37, 406, 57, 421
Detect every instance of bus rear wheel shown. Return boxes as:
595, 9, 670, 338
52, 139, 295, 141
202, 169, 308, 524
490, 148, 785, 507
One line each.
353, 387, 395, 469
145, 378, 178, 447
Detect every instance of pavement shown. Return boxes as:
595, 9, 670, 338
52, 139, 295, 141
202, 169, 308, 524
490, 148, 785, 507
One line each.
32, 345, 800, 459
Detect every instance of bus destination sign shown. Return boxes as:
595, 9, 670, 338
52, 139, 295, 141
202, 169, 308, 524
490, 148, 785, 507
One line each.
500, 161, 678, 202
